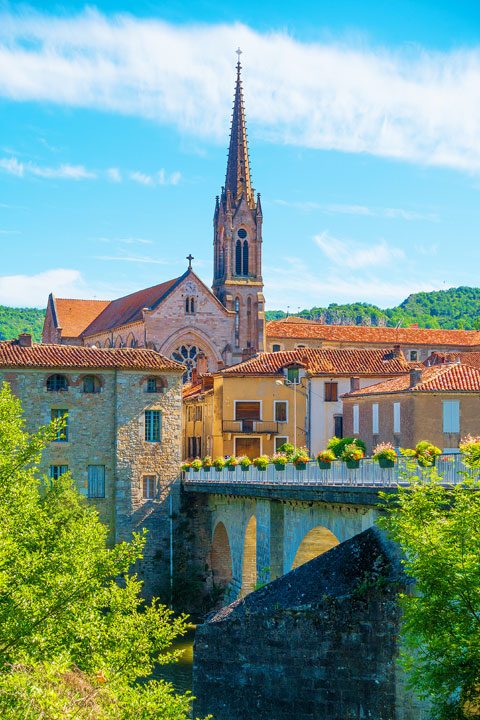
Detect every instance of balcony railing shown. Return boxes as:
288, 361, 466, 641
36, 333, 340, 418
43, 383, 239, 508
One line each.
223, 420, 281, 434
183, 453, 472, 488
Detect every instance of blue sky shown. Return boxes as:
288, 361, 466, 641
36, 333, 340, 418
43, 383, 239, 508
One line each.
0, 0, 479, 310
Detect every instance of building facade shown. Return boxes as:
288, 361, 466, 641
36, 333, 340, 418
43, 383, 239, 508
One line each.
342, 363, 480, 453
0, 334, 184, 598
42, 59, 265, 381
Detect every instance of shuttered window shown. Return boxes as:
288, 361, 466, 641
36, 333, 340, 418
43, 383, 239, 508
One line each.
393, 403, 401, 433
324, 382, 338, 402
235, 402, 261, 421
274, 401, 288, 422
88, 465, 105, 498
443, 400, 460, 433
372, 404, 379, 434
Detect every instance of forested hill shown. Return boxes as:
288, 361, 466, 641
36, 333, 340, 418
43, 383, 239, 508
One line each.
0, 306, 46, 341
266, 287, 480, 330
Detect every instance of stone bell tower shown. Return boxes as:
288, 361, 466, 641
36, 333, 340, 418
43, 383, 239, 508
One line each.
212, 50, 265, 355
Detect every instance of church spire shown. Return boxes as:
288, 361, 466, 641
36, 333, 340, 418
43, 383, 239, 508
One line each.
224, 49, 254, 208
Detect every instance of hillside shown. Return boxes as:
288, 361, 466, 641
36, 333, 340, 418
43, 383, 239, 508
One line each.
0, 306, 46, 342
266, 287, 480, 330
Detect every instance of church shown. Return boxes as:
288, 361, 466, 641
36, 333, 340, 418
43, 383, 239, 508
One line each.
42, 57, 266, 382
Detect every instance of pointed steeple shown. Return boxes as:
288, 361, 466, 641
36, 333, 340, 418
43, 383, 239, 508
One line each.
224, 50, 254, 208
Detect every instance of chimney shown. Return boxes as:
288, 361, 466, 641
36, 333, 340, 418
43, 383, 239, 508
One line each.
393, 344, 401, 357
18, 333, 32, 347
409, 368, 422, 387
196, 352, 208, 377
350, 376, 360, 392
191, 368, 198, 384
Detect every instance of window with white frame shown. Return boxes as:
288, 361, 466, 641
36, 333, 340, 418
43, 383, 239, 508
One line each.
443, 400, 460, 433
145, 410, 162, 442
143, 475, 156, 499
393, 402, 401, 433
274, 400, 288, 422
87, 465, 105, 498
353, 404, 359, 434
372, 403, 379, 434
275, 436, 288, 452
49, 465, 68, 480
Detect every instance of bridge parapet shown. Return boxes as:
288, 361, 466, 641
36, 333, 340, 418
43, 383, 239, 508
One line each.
183, 453, 467, 490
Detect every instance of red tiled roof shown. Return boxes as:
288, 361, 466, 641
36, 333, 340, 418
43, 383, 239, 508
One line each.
221, 348, 411, 376
83, 277, 181, 336
344, 363, 480, 397
426, 351, 480, 369
0, 340, 183, 372
266, 320, 480, 347
55, 298, 110, 337
183, 381, 204, 400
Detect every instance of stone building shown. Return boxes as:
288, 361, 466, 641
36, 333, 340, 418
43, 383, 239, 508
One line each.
267, 317, 480, 363
42, 58, 265, 381
342, 362, 480, 453
182, 346, 411, 459
0, 333, 184, 598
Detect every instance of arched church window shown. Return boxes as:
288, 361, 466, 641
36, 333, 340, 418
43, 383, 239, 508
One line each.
235, 240, 242, 275
243, 240, 249, 276
171, 344, 202, 383
185, 297, 195, 314
190, 298, 195, 313
234, 297, 240, 346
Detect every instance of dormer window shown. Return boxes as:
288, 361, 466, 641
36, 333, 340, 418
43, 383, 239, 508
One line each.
46, 374, 68, 392
286, 367, 300, 384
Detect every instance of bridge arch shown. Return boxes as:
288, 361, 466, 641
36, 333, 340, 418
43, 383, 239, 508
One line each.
291, 525, 339, 570
241, 515, 257, 596
210, 522, 233, 591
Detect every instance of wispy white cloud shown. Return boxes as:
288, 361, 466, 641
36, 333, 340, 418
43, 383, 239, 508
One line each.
0, 156, 95, 180
94, 254, 167, 264
98, 236, 153, 245
0, 229, 20, 235
314, 230, 404, 269
129, 169, 181, 186
275, 199, 439, 222
0, 10, 479, 171
107, 167, 122, 182
0, 269, 84, 306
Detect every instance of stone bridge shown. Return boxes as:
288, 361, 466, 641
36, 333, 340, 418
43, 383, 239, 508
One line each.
183, 455, 463, 600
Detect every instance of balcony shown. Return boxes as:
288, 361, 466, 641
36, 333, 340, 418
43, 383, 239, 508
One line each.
223, 420, 281, 434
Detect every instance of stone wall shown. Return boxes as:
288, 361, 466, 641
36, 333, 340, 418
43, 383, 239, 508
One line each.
193, 527, 427, 720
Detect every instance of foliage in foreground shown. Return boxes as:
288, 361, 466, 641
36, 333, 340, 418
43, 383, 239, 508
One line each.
0, 383, 203, 719
379, 469, 480, 720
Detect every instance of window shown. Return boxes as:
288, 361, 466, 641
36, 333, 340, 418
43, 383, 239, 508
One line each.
324, 382, 338, 402
171, 344, 201, 383
242, 240, 249, 275
275, 436, 288, 452
51, 408, 68, 442
187, 436, 202, 457
185, 297, 195, 314
235, 402, 261, 421
409, 350, 418, 361
88, 465, 105, 498
274, 400, 288, 422
443, 400, 460, 433
49, 465, 68, 480
145, 410, 162, 442
286, 367, 300, 384
334, 415, 343, 438
272, 344, 281, 353
235, 239, 242, 275
353, 404, 359, 434
187, 406, 194, 422
143, 475, 156, 499
146, 377, 165, 394
372, 403, 379, 434
238, 228, 247, 239
195, 405, 202, 421
83, 375, 101, 394
46, 374, 68, 392
234, 298, 240, 345
393, 402, 401, 433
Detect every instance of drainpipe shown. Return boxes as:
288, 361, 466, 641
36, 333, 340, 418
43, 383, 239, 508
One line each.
307, 378, 312, 454
169, 489, 173, 610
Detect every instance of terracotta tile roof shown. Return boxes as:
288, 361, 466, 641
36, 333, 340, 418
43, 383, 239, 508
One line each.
344, 363, 480, 397
0, 340, 183, 372
183, 381, 204, 400
55, 298, 110, 337
266, 320, 480, 347
83, 276, 181, 336
221, 348, 411, 376
426, 351, 480, 369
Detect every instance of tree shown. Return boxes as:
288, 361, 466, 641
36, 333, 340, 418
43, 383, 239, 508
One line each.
0, 382, 203, 719
379, 469, 480, 720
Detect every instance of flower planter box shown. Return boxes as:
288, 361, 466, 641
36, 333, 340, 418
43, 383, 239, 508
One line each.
214, 466, 223, 473
378, 458, 394, 469
256, 466, 267, 472
317, 461, 331, 470
345, 460, 360, 470
227, 465, 237, 472
294, 462, 307, 471
203, 467, 211, 473
182, 468, 191, 473
240, 465, 250, 472
193, 467, 201, 472
274, 463, 286, 471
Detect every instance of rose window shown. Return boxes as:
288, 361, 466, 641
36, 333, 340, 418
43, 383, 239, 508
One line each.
171, 344, 201, 383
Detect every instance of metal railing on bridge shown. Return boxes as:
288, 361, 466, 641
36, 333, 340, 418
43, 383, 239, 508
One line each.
182, 454, 472, 488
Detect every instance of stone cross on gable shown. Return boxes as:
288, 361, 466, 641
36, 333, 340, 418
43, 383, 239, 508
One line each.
186, 254, 194, 269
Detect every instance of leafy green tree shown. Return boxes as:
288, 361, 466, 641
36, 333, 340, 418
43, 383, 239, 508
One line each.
0, 382, 202, 719
379, 471, 480, 720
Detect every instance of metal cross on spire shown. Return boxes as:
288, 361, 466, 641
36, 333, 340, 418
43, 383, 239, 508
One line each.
236, 47, 242, 61
186, 254, 194, 269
